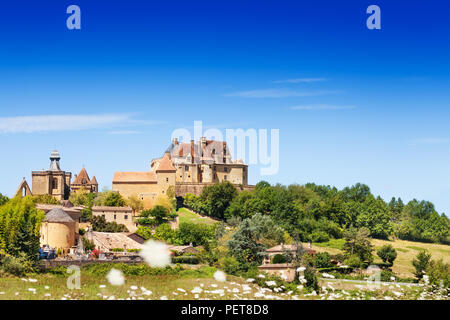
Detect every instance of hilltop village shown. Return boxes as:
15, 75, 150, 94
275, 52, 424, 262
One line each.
15, 137, 256, 263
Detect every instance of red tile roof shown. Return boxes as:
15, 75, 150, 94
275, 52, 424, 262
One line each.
156, 153, 176, 172
73, 167, 91, 184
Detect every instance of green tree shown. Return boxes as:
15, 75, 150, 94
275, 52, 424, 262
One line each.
227, 213, 285, 267
412, 250, 432, 280
201, 181, 238, 219
342, 227, 373, 263
0, 196, 44, 261
377, 244, 397, 266
0, 193, 9, 206
356, 196, 393, 239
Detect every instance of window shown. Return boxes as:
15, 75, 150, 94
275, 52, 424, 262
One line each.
52, 178, 58, 190
124, 215, 128, 220
114, 215, 116, 220
224, 167, 228, 172
185, 165, 189, 171
224, 175, 227, 180
102, 214, 105, 218
166, 177, 169, 182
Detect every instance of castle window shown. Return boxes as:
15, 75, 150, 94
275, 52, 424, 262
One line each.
124, 215, 128, 220
185, 165, 189, 171
224, 175, 227, 180
52, 178, 58, 190
102, 214, 105, 218
114, 215, 116, 220
224, 167, 228, 172
166, 177, 169, 183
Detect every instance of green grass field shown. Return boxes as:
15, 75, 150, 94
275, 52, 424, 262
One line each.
177, 208, 218, 225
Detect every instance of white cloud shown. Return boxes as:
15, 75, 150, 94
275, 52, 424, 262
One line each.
291, 104, 355, 110
0, 114, 163, 134
223, 89, 340, 98
273, 78, 327, 83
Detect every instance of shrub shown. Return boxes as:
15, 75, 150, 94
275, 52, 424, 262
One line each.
426, 259, 449, 288
79, 228, 86, 236
218, 256, 240, 275
380, 270, 397, 282
82, 238, 95, 252
377, 244, 397, 266
314, 252, 333, 268
412, 250, 431, 280
0, 253, 34, 276
344, 254, 362, 268
172, 255, 200, 264
111, 248, 124, 252
272, 254, 288, 264
304, 265, 320, 293
310, 230, 330, 243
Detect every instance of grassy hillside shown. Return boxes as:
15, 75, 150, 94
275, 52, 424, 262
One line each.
177, 208, 218, 225
312, 238, 450, 278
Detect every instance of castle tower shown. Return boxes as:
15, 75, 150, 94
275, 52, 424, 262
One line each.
32, 150, 72, 201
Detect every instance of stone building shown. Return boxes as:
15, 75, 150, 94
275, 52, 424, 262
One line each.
92, 205, 137, 232
71, 167, 98, 193
32, 150, 72, 200
39, 208, 77, 251
112, 138, 251, 202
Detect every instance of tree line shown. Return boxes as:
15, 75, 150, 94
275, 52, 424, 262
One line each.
183, 181, 449, 244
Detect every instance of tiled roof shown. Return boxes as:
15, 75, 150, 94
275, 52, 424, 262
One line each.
156, 153, 176, 172
86, 231, 143, 251
90, 176, 98, 185
92, 206, 132, 212
73, 167, 91, 185
113, 171, 157, 182
44, 208, 74, 223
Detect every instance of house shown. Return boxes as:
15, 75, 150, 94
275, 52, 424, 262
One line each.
167, 244, 200, 255
257, 263, 297, 282
92, 205, 137, 232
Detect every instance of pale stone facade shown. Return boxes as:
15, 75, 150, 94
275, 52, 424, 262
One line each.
92, 206, 137, 232
28, 150, 98, 200
39, 208, 76, 251
112, 138, 250, 202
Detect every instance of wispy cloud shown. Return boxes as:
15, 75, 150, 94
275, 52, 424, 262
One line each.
410, 138, 450, 145
273, 78, 327, 83
0, 114, 163, 134
291, 104, 355, 111
223, 89, 341, 98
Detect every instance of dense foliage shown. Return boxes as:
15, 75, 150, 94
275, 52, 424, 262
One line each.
377, 244, 397, 266
183, 181, 449, 244
91, 215, 129, 232
0, 196, 45, 261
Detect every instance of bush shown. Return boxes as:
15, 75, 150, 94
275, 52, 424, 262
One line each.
344, 254, 362, 268
412, 250, 431, 280
172, 255, 200, 264
218, 256, 240, 275
0, 253, 34, 276
426, 259, 449, 288
272, 254, 288, 264
314, 252, 333, 268
310, 230, 330, 243
82, 238, 95, 252
111, 248, 124, 252
377, 244, 397, 266
304, 265, 320, 293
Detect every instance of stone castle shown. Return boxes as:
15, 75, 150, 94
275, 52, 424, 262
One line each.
113, 137, 250, 202
17, 150, 98, 200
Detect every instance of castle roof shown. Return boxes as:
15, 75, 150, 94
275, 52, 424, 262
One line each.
73, 167, 91, 185
44, 208, 74, 223
113, 171, 157, 183
90, 176, 98, 185
156, 153, 176, 172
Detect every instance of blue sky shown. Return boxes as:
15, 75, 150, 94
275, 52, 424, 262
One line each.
0, 1, 449, 213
